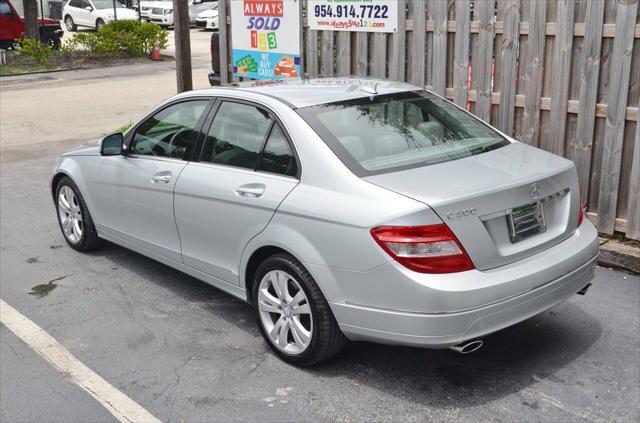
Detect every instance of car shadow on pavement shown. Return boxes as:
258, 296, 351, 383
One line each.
310, 303, 602, 408
89, 241, 602, 408
86, 241, 261, 336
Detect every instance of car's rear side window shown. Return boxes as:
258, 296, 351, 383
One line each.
257, 124, 298, 177
297, 91, 510, 176
201, 101, 272, 170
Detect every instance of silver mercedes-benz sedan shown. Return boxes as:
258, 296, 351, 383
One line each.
51, 77, 599, 365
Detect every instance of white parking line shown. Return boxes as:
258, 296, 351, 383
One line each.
0, 299, 161, 423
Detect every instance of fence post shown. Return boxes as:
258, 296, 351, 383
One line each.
408, 0, 426, 87
497, 0, 520, 135
474, 0, 495, 123
453, 0, 470, 108
597, 0, 639, 234
574, 0, 604, 201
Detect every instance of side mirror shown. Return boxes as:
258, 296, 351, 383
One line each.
101, 133, 124, 156
85, 5, 93, 11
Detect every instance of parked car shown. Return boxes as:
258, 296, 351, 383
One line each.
145, 0, 215, 28
195, 4, 217, 30
0, 0, 63, 48
62, 0, 138, 31
50, 77, 599, 366
138, 0, 161, 20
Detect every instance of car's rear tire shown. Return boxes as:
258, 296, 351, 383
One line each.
55, 176, 101, 252
44, 33, 61, 49
96, 18, 105, 31
64, 15, 76, 31
252, 253, 346, 366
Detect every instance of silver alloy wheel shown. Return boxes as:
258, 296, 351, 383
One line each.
257, 270, 313, 355
57, 185, 83, 244
65, 16, 74, 31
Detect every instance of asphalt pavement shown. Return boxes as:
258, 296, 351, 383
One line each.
1, 28, 639, 423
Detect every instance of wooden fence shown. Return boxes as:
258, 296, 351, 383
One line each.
217, 0, 640, 240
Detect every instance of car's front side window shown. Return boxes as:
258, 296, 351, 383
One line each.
201, 101, 272, 170
131, 100, 208, 160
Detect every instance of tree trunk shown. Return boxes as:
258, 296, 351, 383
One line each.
23, 0, 39, 41
173, 0, 192, 93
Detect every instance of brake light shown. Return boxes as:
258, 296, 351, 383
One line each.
370, 224, 474, 274
578, 191, 586, 227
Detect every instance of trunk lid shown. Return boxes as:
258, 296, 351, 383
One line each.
364, 142, 581, 271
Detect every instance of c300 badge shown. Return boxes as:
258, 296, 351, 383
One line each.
447, 208, 477, 220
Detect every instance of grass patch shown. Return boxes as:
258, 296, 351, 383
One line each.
0, 50, 173, 76
116, 122, 133, 134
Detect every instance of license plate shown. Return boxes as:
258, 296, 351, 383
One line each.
507, 201, 546, 243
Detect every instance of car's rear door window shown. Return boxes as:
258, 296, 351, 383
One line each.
201, 101, 273, 170
257, 124, 298, 177
297, 91, 510, 176
130, 100, 209, 160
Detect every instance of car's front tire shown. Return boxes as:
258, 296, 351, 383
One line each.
95, 18, 105, 30
55, 176, 101, 251
252, 253, 346, 366
64, 15, 76, 31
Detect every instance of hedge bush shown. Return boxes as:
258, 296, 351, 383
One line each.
18, 38, 54, 64
66, 20, 168, 56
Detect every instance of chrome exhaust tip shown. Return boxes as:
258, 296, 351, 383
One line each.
449, 339, 484, 354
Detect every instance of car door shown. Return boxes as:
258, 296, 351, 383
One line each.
0, 1, 17, 41
98, 98, 211, 262
67, 0, 86, 25
174, 99, 299, 284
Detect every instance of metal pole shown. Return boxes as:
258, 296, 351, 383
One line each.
112, 0, 118, 20
39, 0, 45, 43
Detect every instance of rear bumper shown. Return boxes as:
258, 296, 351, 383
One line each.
326, 221, 599, 348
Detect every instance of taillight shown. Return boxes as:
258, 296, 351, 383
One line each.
578, 192, 586, 227
370, 224, 474, 274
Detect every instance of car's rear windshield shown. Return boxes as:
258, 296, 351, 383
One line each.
296, 91, 510, 176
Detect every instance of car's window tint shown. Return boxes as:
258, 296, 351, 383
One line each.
67, 0, 81, 7
201, 101, 272, 170
297, 91, 509, 176
257, 125, 297, 177
131, 100, 208, 159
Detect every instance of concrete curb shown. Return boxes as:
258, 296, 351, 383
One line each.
598, 238, 640, 274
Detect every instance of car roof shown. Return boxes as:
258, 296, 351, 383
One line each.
195, 77, 422, 109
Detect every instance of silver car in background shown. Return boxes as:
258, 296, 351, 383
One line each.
51, 77, 599, 366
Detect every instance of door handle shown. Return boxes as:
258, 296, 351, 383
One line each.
151, 172, 172, 184
235, 183, 265, 198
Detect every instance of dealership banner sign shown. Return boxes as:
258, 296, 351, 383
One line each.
231, 0, 302, 80
308, 0, 398, 33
